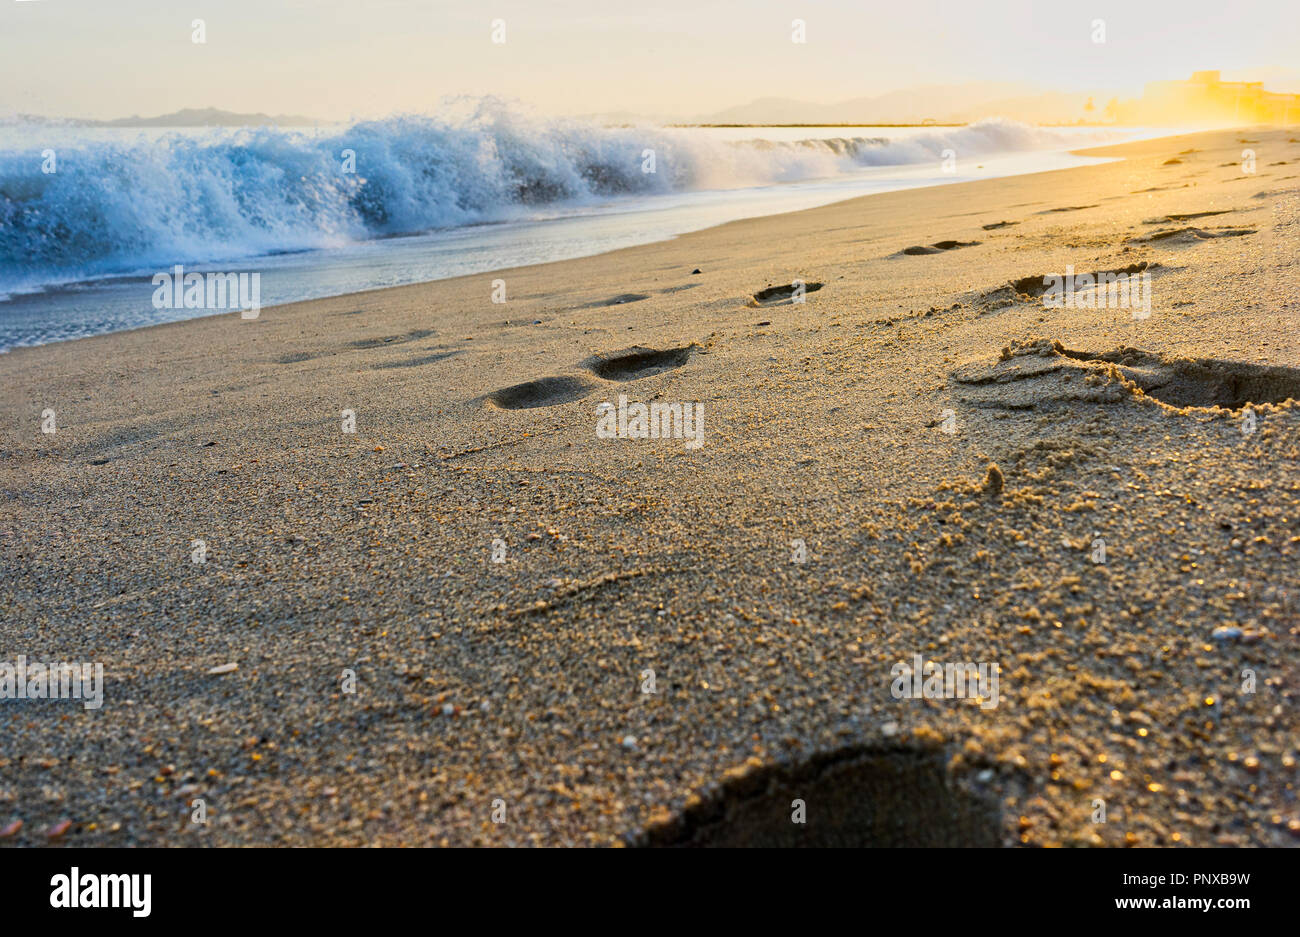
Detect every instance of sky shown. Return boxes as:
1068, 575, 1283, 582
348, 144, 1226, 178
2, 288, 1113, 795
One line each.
2, 0, 1298, 121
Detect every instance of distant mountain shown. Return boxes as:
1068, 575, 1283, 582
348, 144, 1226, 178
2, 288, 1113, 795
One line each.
946, 91, 1122, 125
98, 107, 321, 127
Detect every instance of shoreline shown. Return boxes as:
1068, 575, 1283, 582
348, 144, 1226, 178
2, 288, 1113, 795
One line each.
0, 126, 1193, 355
2, 125, 1297, 846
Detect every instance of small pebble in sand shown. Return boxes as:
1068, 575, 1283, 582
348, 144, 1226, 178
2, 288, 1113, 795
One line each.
621, 735, 637, 750
0, 819, 22, 839
1211, 626, 1243, 642
46, 818, 72, 839
207, 663, 238, 675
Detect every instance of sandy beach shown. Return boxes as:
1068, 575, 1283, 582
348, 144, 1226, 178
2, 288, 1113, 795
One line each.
1, 127, 1297, 847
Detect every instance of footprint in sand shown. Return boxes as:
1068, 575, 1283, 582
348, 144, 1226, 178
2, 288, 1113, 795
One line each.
1144, 210, 1234, 223
1126, 226, 1256, 245
900, 240, 980, 256
1060, 347, 1300, 409
952, 338, 1300, 411
749, 282, 824, 306
1038, 205, 1099, 214
981, 221, 1019, 230
484, 344, 698, 409
580, 345, 697, 381
985, 261, 1158, 301
372, 350, 463, 370
584, 293, 650, 308
349, 329, 436, 349
636, 746, 1002, 848
484, 376, 597, 410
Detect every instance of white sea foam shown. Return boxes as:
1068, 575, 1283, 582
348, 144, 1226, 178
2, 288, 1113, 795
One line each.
0, 101, 1118, 296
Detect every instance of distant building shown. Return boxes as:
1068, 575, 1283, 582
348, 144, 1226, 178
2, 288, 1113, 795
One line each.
1137, 71, 1299, 124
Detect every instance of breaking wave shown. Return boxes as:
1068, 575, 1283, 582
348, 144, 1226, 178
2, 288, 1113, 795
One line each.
0, 103, 1109, 295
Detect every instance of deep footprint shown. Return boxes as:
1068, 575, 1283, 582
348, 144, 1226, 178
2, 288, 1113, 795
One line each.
750, 282, 824, 306
1003, 261, 1156, 299
580, 344, 697, 381
1060, 347, 1300, 409
637, 746, 1003, 848
484, 376, 595, 410
953, 339, 1300, 411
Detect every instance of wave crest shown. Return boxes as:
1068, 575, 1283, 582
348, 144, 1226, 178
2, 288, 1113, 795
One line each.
0, 106, 1104, 293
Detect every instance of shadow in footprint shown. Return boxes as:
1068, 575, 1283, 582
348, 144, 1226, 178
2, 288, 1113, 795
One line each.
901, 240, 980, 255
750, 282, 824, 306
372, 351, 462, 370
484, 376, 596, 410
1005, 261, 1157, 299
581, 344, 697, 381
637, 746, 1003, 848
1127, 226, 1255, 244
1061, 347, 1300, 410
349, 329, 437, 349
1145, 210, 1233, 223
276, 351, 318, 364
584, 293, 650, 308
982, 220, 1019, 230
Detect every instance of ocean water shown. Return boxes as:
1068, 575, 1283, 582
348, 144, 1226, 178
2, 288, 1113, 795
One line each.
0, 107, 1173, 351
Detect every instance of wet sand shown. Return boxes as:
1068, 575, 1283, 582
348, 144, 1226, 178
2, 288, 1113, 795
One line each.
1, 128, 1297, 846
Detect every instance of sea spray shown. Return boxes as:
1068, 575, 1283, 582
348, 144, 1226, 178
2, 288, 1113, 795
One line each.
0, 106, 1120, 296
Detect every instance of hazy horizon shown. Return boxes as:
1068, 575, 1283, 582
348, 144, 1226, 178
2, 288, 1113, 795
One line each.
3, 0, 1298, 123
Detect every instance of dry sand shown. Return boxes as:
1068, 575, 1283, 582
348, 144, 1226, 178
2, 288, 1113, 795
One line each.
1, 128, 1297, 847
